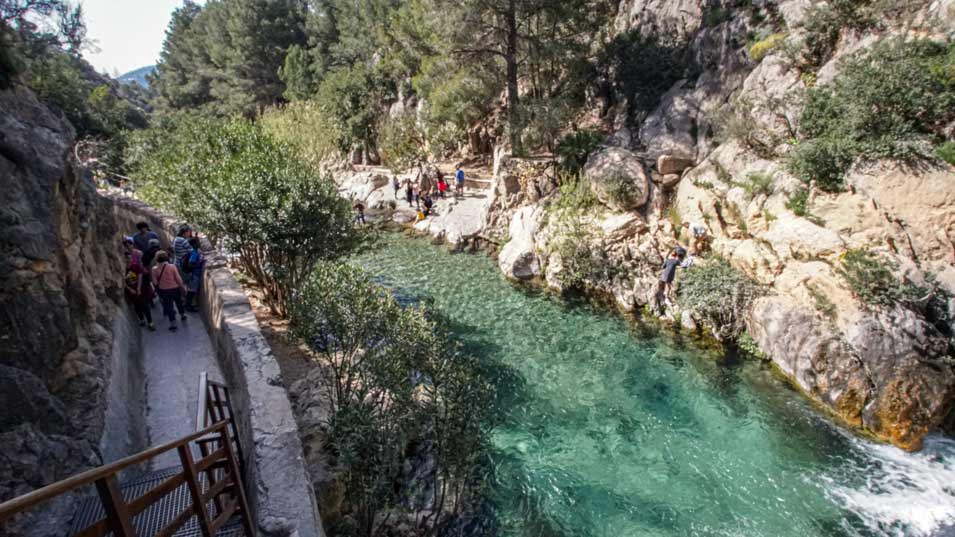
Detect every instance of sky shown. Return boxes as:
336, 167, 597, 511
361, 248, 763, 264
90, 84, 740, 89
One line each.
81, 0, 205, 76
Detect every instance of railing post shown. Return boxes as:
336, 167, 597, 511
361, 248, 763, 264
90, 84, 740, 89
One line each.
94, 476, 136, 537
220, 424, 255, 536
178, 445, 213, 537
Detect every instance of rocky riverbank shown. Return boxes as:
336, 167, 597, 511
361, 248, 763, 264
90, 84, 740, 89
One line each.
335, 0, 955, 451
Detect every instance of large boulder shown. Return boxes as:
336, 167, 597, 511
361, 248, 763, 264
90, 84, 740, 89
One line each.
498, 205, 543, 280
583, 147, 650, 212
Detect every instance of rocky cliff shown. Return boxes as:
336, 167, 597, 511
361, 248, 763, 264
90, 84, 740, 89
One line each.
338, 0, 955, 451
0, 86, 134, 534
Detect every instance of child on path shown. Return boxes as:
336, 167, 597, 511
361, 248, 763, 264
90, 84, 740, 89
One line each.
152, 251, 187, 331
353, 201, 366, 224
437, 176, 448, 198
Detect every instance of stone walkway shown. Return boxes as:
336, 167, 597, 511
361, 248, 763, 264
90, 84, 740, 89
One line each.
141, 309, 224, 469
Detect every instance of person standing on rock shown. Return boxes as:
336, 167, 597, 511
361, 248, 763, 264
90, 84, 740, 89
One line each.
437, 175, 448, 198
454, 164, 465, 197
423, 194, 434, 217
392, 176, 401, 199
353, 200, 366, 224
405, 180, 414, 207
133, 222, 159, 254
659, 249, 681, 306
152, 251, 188, 331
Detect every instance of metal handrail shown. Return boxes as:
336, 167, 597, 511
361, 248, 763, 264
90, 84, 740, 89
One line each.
0, 420, 231, 522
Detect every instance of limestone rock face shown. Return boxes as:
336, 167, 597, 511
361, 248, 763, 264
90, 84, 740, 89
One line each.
584, 147, 650, 211
0, 86, 125, 535
657, 154, 695, 176
498, 205, 542, 280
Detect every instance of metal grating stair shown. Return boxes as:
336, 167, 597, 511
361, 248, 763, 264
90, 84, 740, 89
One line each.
70, 466, 244, 537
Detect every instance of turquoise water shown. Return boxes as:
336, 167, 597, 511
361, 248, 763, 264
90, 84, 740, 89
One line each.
351, 233, 955, 537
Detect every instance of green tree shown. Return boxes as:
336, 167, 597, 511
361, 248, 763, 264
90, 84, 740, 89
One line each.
290, 262, 493, 537
128, 116, 363, 315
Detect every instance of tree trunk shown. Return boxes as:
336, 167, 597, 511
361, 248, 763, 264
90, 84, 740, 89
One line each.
504, 0, 521, 154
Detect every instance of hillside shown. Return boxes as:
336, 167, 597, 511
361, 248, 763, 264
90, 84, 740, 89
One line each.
117, 64, 155, 87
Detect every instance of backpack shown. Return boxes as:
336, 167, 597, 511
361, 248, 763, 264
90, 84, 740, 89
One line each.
181, 252, 194, 273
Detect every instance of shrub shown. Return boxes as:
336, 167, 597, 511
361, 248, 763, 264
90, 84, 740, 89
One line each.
678, 258, 763, 340
838, 249, 914, 309
555, 129, 604, 174
798, 0, 875, 70
737, 333, 767, 360
128, 117, 364, 316
603, 171, 640, 208
809, 285, 838, 320
741, 172, 775, 198
936, 141, 955, 166
750, 32, 788, 61
290, 263, 493, 537
549, 225, 613, 290
789, 39, 955, 190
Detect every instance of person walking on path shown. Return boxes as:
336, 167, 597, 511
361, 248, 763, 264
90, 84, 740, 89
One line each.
125, 264, 155, 330
152, 251, 187, 331
132, 222, 159, 254
437, 176, 448, 198
659, 249, 682, 306
142, 238, 161, 269
183, 237, 205, 313
123, 237, 144, 273
454, 164, 465, 197
353, 201, 366, 224
392, 176, 401, 199
173, 225, 194, 268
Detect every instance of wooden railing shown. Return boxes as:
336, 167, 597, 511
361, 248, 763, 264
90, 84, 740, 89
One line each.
0, 420, 255, 537
197, 372, 246, 478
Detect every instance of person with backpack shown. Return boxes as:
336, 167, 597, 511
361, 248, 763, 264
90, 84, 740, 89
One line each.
141, 238, 161, 269
125, 264, 155, 331
152, 251, 187, 331
183, 237, 205, 313
173, 224, 194, 270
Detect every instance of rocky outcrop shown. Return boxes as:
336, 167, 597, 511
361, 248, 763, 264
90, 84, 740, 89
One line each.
0, 86, 140, 535
481, 0, 955, 450
584, 147, 650, 211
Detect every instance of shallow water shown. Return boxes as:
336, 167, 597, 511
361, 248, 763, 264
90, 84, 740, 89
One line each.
351, 233, 955, 537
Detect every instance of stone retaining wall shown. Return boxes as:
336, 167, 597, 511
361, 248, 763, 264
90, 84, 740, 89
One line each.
106, 194, 324, 537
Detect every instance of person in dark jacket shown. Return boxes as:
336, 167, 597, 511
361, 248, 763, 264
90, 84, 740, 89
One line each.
659, 249, 681, 306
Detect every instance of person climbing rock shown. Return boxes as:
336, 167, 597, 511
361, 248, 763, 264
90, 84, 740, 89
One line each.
184, 237, 205, 313
682, 221, 709, 255
454, 164, 465, 197
132, 221, 159, 253
152, 251, 187, 330
659, 249, 681, 306
125, 263, 155, 331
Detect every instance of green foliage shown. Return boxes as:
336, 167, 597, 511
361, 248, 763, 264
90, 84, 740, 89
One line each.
789, 39, 955, 190
838, 249, 912, 309
737, 333, 767, 360
809, 285, 837, 321
555, 129, 604, 174
740, 172, 775, 198
936, 141, 955, 166
602, 171, 640, 208
749, 32, 788, 61
549, 224, 613, 290
259, 100, 339, 171
797, 0, 875, 70
678, 258, 763, 340
128, 116, 363, 316
785, 186, 809, 217
378, 110, 426, 172
289, 262, 493, 537
703, 6, 731, 28
315, 63, 390, 155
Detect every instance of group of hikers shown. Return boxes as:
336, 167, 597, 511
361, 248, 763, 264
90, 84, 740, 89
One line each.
659, 221, 709, 306
122, 222, 206, 332
352, 163, 468, 225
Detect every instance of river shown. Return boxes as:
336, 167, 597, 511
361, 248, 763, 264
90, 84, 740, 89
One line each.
351, 233, 955, 537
